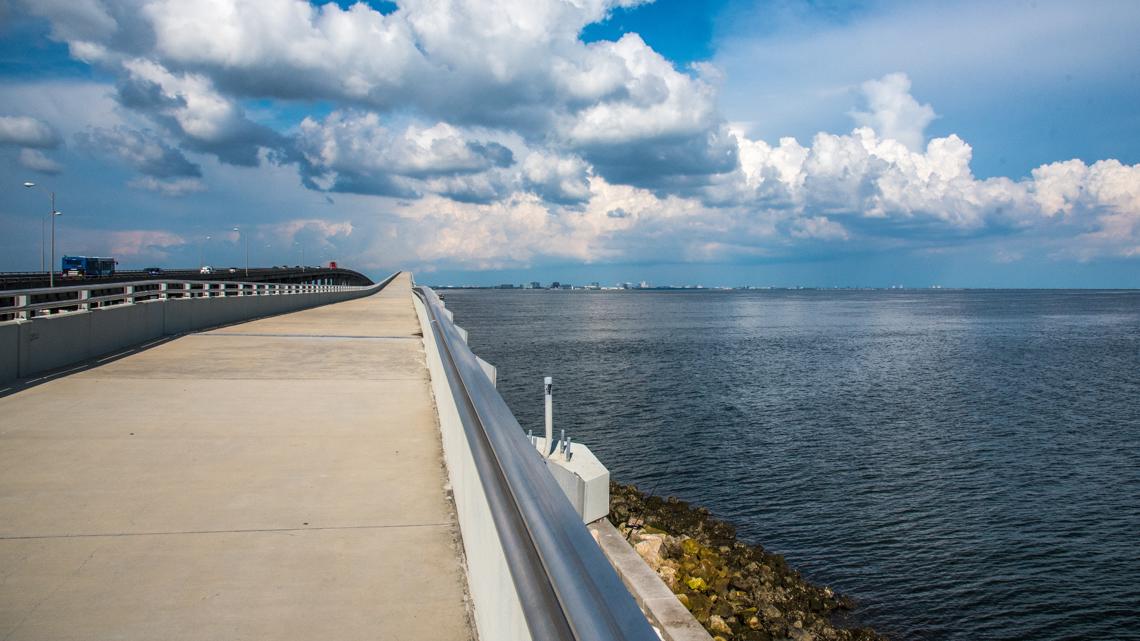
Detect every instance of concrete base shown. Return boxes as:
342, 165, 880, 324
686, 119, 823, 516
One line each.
532, 436, 610, 524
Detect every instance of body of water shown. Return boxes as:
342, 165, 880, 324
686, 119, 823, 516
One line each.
441, 288, 1140, 641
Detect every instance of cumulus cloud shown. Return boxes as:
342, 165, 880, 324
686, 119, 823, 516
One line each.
296, 112, 517, 198
851, 73, 936, 151
77, 125, 201, 178
8, 2, 1139, 271
18, 148, 64, 174
127, 176, 207, 196
24, 0, 728, 186
117, 58, 284, 166
521, 151, 592, 205
105, 229, 186, 257
0, 115, 62, 148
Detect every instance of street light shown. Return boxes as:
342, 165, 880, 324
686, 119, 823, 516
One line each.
232, 227, 248, 277
23, 182, 61, 287
294, 241, 305, 271
199, 235, 211, 269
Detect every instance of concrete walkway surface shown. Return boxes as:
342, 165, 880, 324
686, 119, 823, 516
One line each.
0, 273, 472, 640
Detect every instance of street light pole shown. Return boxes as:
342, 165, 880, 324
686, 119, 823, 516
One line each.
233, 227, 248, 277
23, 182, 59, 285
50, 192, 59, 288
199, 235, 211, 269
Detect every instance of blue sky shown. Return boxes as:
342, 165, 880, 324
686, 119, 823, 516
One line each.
1, 0, 1138, 287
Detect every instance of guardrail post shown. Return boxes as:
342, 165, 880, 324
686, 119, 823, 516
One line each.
160, 282, 168, 300
124, 284, 135, 306
78, 289, 92, 311
545, 376, 554, 457
15, 294, 30, 320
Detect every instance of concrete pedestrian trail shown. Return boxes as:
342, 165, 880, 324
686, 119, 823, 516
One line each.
0, 273, 472, 640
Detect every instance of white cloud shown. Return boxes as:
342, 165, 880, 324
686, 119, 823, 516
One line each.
521, 151, 592, 204
792, 216, 848, 241
18, 148, 64, 174
26, 0, 729, 185
0, 115, 61, 148
78, 125, 201, 178
127, 176, 207, 196
104, 229, 187, 258
850, 73, 935, 152
7, 1, 1139, 273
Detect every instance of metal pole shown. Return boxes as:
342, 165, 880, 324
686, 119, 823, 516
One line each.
244, 235, 249, 277
49, 191, 56, 288
544, 376, 553, 457
40, 216, 45, 273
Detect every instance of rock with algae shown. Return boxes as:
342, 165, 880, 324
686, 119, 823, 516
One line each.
609, 482, 890, 641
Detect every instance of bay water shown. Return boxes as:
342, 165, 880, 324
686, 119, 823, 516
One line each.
441, 288, 1139, 641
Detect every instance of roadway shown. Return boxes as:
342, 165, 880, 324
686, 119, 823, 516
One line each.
0, 273, 472, 640
0, 266, 374, 291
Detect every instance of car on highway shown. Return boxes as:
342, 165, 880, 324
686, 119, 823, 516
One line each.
145, 267, 163, 276
200, 266, 215, 274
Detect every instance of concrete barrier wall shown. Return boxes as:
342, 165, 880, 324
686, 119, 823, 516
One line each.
412, 294, 532, 641
1, 285, 382, 386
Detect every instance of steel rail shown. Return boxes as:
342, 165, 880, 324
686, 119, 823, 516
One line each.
414, 285, 656, 641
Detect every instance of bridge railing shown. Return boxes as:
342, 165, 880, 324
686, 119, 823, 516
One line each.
1, 274, 395, 386
413, 285, 657, 641
0, 279, 363, 322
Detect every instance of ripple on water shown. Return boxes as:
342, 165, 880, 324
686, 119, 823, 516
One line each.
443, 289, 1140, 641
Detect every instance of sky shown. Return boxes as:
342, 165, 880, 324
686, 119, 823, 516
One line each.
0, 0, 1137, 287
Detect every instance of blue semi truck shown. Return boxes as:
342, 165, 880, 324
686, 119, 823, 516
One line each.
62, 256, 117, 277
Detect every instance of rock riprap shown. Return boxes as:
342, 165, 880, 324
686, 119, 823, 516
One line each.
609, 482, 889, 641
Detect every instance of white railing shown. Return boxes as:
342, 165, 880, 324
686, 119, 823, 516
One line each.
1, 279, 363, 321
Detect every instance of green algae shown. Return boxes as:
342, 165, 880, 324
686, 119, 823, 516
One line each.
609, 482, 889, 641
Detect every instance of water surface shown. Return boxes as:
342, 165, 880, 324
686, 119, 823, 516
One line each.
442, 289, 1140, 641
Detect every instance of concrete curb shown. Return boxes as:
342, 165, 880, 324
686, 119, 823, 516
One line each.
589, 519, 714, 641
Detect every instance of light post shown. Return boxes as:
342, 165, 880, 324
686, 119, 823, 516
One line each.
23, 182, 61, 287
233, 227, 248, 277
199, 235, 211, 269
295, 241, 305, 271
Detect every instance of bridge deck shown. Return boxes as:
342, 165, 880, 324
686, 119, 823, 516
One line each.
0, 273, 472, 640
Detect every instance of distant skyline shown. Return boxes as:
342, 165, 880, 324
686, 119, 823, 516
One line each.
1, 0, 1138, 287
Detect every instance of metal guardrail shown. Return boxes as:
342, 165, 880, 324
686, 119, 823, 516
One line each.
0, 279, 369, 322
414, 285, 657, 641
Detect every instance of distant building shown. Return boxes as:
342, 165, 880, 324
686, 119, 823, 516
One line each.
638, 280, 650, 289
529, 281, 542, 289
497, 284, 515, 289
550, 281, 560, 289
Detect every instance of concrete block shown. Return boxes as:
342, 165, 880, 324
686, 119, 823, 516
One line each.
19, 312, 93, 378
0, 321, 21, 385
162, 298, 199, 335
476, 356, 497, 388
89, 304, 163, 357
533, 437, 610, 524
